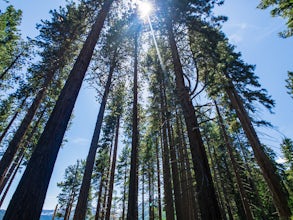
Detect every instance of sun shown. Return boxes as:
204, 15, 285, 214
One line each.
137, 1, 153, 19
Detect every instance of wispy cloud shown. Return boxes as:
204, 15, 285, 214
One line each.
71, 137, 89, 145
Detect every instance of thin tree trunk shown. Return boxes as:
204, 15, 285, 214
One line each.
204, 134, 233, 220
166, 17, 221, 219
73, 49, 117, 220
215, 101, 254, 219
0, 51, 23, 80
0, 153, 24, 207
121, 166, 128, 220
0, 147, 24, 194
178, 114, 199, 220
142, 168, 145, 220
95, 173, 105, 220
52, 204, 58, 220
168, 123, 184, 220
148, 169, 154, 220
105, 116, 120, 220
3, 1, 113, 219
175, 113, 192, 220
160, 126, 175, 220
0, 105, 46, 193
127, 26, 140, 220
225, 82, 291, 219
0, 96, 27, 144
155, 138, 162, 220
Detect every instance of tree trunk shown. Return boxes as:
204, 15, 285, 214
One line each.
0, 96, 27, 144
121, 165, 128, 220
166, 17, 221, 219
160, 127, 175, 220
0, 153, 24, 207
52, 204, 58, 220
142, 168, 145, 220
0, 51, 23, 80
148, 168, 155, 220
3, 1, 113, 219
127, 26, 140, 220
105, 116, 120, 220
215, 101, 254, 219
178, 113, 199, 220
73, 48, 117, 220
174, 112, 193, 220
225, 82, 292, 219
95, 173, 105, 220
155, 138, 162, 220
0, 147, 24, 194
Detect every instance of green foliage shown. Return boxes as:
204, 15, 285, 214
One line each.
258, 0, 293, 37
286, 71, 293, 98
56, 160, 85, 219
281, 138, 293, 210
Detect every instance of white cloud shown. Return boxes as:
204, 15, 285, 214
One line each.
71, 137, 89, 145
229, 34, 243, 44
276, 157, 287, 164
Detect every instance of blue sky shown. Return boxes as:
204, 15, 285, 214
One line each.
1, 0, 293, 210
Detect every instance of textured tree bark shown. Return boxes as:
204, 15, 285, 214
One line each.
215, 101, 254, 220
225, 81, 291, 219
105, 117, 120, 220
3, 1, 114, 219
127, 26, 140, 220
166, 17, 221, 219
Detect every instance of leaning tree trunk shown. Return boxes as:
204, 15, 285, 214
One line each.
0, 96, 27, 144
225, 81, 292, 219
0, 51, 24, 81
127, 26, 140, 220
215, 101, 254, 220
105, 116, 120, 220
0, 153, 24, 208
165, 16, 222, 219
3, 1, 114, 219
73, 49, 117, 220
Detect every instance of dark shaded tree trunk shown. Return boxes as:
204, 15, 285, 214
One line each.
0, 153, 24, 207
178, 112, 199, 220
121, 165, 128, 220
165, 17, 221, 219
148, 169, 155, 220
95, 173, 105, 220
175, 112, 195, 220
105, 116, 120, 220
0, 96, 27, 144
3, 1, 114, 219
160, 127, 175, 220
142, 168, 145, 220
215, 101, 254, 220
73, 49, 117, 220
0, 51, 23, 80
225, 82, 291, 219
0, 147, 24, 194
127, 27, 140, 220
155, 138, 162, 220
52, 204, 58, 220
